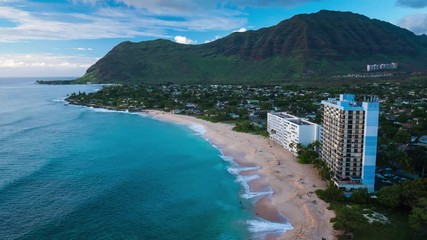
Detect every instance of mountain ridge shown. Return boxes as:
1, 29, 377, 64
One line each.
78, 10, 427, 84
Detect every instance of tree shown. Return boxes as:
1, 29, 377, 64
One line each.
350, 188, 371, 204
331, 206, 366, 235
260, 102, 272, 110
409, 198, 427, 235
293, 142, 319, 164
318, 164, 333, 182
378, 178, 427, 209
400, 178, 427, 209
377, 184, 402, 208
394, 129, 410, 143
316, 184, 345, 203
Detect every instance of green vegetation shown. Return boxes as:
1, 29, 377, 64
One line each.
315, 184, 345, 203
292, 142, 320, 164
36, 80, 77, 85
315, 179, 427, 239
232, 120, 268, 136
292, 142, 334, 181
66, 79, 427, 176
44, 11, 427, 240
64, 55, 427, 240
331, 205, 367, 236
290, 128, 426, 240
75, 10, 427, 85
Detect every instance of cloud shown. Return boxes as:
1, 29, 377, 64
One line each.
230, 0, 318, 8
74, 47, 94, 51
398, 13, 427, 34
73, 0, 316, 17
0, 5, 246, 42
72, 0, 242, 18
4, 1, 321, 43
119, 0, 319, 10
205, 27, 245, 44
396, 0, 427, 8
233, 27, 247, 32
204, 35, 222, 43
174, 36, 196, 44
0, 53, 99, 77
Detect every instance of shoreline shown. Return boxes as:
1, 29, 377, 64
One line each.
65, 99, 335, 239
144, 110, 336, 240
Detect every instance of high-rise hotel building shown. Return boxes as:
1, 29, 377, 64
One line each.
320, 94, 379, 192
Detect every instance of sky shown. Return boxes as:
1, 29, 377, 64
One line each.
0, 0, 426, 77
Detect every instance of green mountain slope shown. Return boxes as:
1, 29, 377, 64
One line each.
78, 10, 427, 84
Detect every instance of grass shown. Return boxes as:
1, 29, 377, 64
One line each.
354, 207, 423, 240
316, 185, 425, 240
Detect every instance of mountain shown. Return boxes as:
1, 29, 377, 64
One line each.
77, 10, 427, 84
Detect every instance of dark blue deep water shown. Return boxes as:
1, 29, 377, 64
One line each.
0, 78, 254, 239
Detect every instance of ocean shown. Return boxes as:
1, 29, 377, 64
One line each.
0, 78, 291, 240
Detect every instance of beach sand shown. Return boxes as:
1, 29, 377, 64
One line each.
145, 110, 336, 240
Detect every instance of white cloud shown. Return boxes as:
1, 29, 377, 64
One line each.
0, 6, 246, 42
174, 36, 196, 44
230, 0, 317, 8
0, 6, 168, 42
74, 47, 94, 51
105, 0, 319, 13
0, 53, 99, 77
74, 0, 237, 17
398, 13, 427, 34
204, 35, 222, 43
233, 27, 247, 32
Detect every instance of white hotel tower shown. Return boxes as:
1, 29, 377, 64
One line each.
320, 94, 379, 192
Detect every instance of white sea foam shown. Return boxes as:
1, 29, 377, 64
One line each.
241, 190, 273, 199
236, 174, 273, 200
241, 174, 260, 182
247, 219, 293, 234
87, 107, 138, 115
137, 112, 148, 117
220, 155, 235, 163
187, 123, 207, 135
52, 97, 67, 104
227, 166, 260, 175
89, 107, 125, 113
157, 120, 207, 137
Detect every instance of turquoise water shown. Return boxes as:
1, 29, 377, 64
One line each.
0, 78, 255, 239
0, 78, 294, 240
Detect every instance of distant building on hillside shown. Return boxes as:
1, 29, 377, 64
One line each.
320, 94, 379, 192
367, 62, 398, 72
267, 112, 321, 155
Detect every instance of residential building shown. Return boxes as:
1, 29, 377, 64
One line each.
367, 62, 398, 72
267, 112, 321, 155
320, 94, 379, 192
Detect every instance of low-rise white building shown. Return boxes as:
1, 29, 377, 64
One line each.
267, 112, 322, 155
367, 62, 398, 72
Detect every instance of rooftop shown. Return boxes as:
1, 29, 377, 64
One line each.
270, 112, 317, 126
288, 118, 313, 126
322, 94, 379, 110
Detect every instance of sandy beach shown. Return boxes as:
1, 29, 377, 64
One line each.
145, 110, 336, 240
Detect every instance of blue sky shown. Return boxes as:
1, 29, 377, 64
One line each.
0, 0, 426, 77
